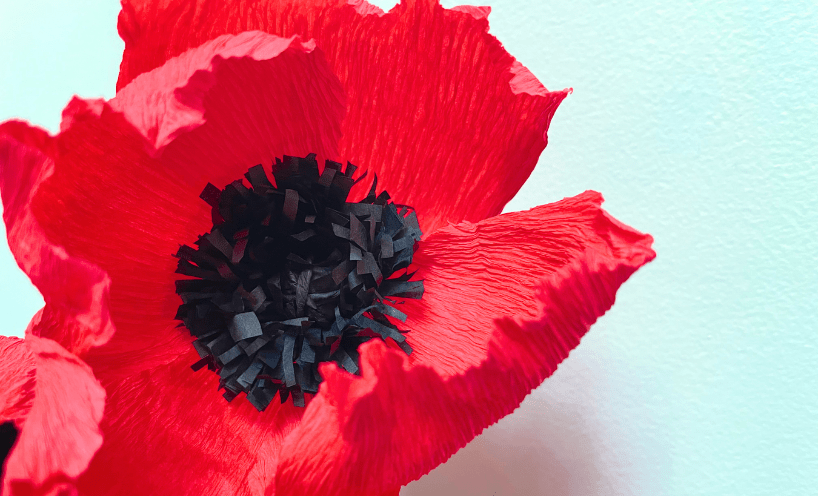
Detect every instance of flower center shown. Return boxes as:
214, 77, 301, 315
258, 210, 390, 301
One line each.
174, 155, 423, 410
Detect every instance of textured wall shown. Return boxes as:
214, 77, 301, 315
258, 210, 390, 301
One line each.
1, 0, 816, 495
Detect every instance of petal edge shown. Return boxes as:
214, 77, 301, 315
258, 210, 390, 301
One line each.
0, 123, 114, 357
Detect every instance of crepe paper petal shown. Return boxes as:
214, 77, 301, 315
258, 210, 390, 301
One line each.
272, 197, 654, 496
76, 349, 303, 496
403, 190, 653, 376
0, 337, 36, 425
110, 31, 344, 163
329, 0, 569, 234
115, 0, 341, 89
2, 335, 105, 496
116, 0, 570, 234
1, 31, 346, 383
0, 123, 115, 358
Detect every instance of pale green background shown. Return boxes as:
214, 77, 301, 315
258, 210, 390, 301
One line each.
1, 0, 816, 494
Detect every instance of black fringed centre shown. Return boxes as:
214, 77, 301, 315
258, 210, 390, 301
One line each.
174, 154, 424, 411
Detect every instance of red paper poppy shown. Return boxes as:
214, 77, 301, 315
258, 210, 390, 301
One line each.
0, 1, 655, 495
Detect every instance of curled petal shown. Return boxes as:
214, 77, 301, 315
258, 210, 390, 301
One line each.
2, 336, 105, 496
404, 191, 654, 376
0, 123, 114, 357
273, 193, 654, 495
117, 0, 570, 233
111, 31, 343, 161
115, 0, 343, 88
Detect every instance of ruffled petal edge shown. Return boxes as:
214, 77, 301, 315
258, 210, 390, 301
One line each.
0, 122, 114, 357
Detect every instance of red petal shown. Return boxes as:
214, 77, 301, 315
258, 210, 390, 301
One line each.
331, 1, 569, 233
404, 190, 654, 376
116, 0, 343, 89
2, 32, 345, 381
77, 351, 304, 496
0, 336, 36, 424
272, 192, 654, 496
111, 31, 344, 163
2, 336, 105, 496
0, 123, 114, 357
117, 0, 569, 233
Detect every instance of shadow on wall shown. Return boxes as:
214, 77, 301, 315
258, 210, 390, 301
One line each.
400, 333, 670, 496
401, 397, 603, 496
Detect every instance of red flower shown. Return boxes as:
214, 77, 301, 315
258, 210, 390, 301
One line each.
0, 1, 655, 495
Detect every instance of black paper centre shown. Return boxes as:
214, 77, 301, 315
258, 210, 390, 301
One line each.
0, 421, 19, 476
175, 155, 424, 410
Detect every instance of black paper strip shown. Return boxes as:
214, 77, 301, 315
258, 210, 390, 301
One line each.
229, 312, 263, 341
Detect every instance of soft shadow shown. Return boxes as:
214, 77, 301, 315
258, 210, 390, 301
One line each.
400, 389, 603, 496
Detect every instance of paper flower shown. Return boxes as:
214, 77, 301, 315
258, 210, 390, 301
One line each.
0, 0, 654, 495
